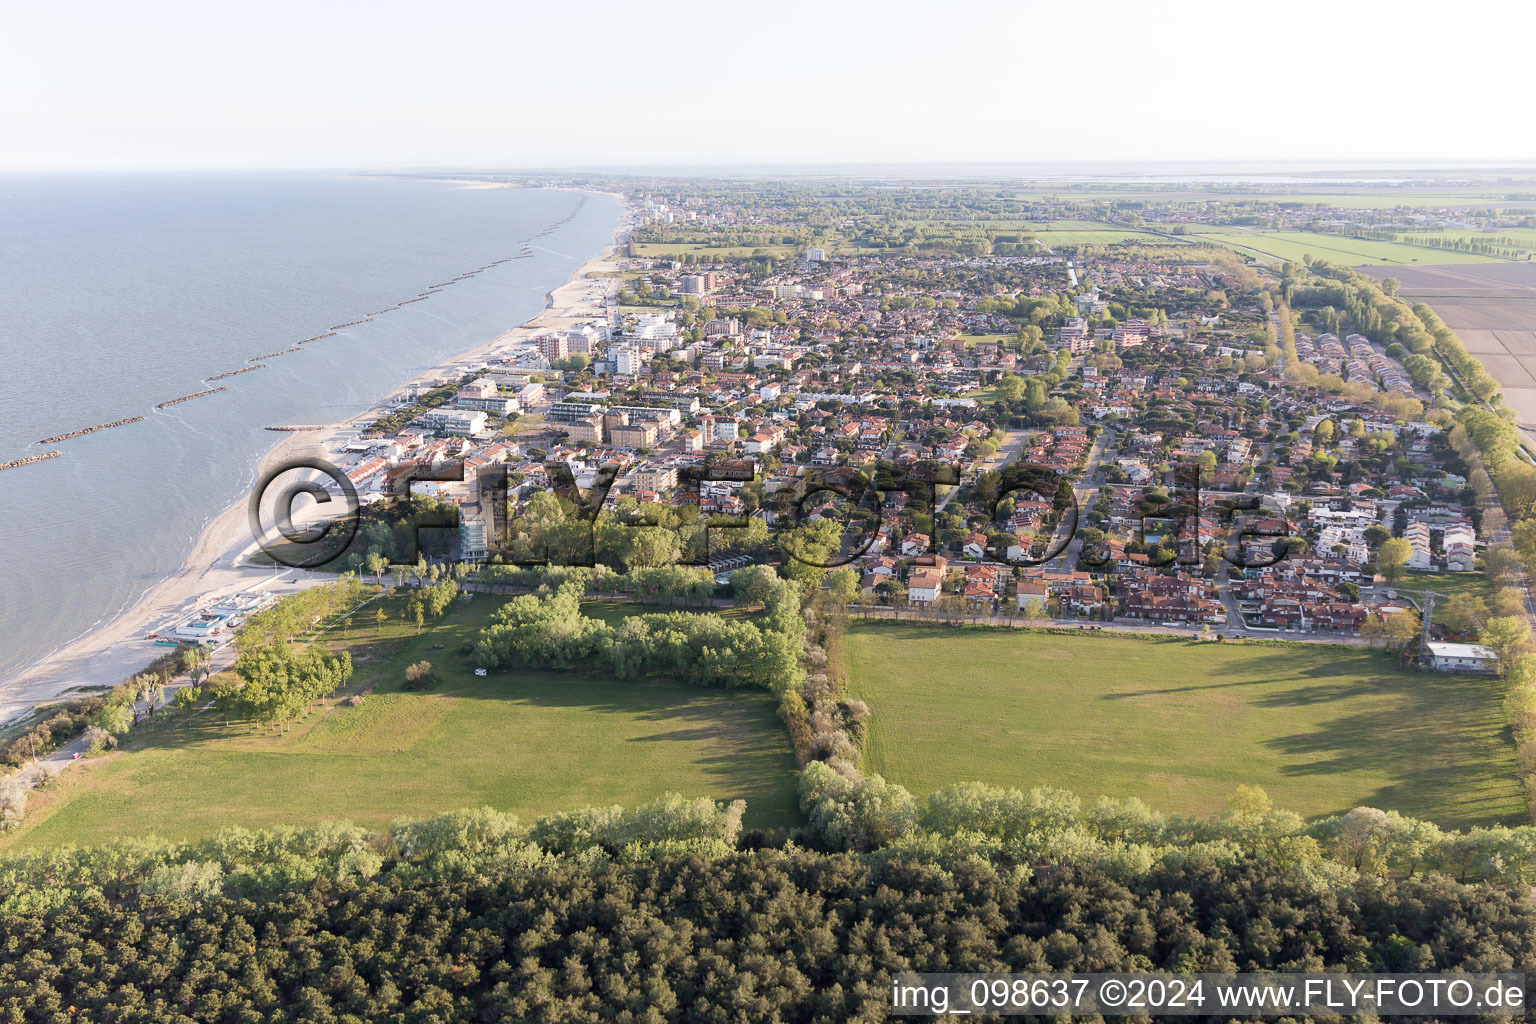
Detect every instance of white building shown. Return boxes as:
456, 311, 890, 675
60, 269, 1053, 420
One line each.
630, 313, 677, 342
907, 569, 943, 603
1426, 642, 1497, 674
419, 409, 488, 435
1404, 521, 1433, 570
1445, 523, 1476, 572
614, 346, 642, 376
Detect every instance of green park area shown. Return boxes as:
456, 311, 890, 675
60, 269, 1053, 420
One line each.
2, 595, 801, 849
1027, 221, 1175, 246
843, 621, 1524, 829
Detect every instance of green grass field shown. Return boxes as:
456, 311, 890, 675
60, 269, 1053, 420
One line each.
1014, 190, 1535, 210
1390, 571, 1497, 627
1030, 222, 1176, 246
3, 597, 801, 849
1189, 229, 1508, 267
844, 621, 1523, 828
1395, 570, 1496, 601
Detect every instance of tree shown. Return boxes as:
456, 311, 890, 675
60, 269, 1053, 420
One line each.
993, 374, 1025, 402
1442, 594, 1489, 636
1491, 588, 1527, 619
1481, 616, 1531, 676
1377, 537, 1412, 583
1380, 609, 1422, 656
1225, 784, 1272, 818
183, 645, 212, 688
142, 680, 165, 717
97, 703, 133, 738
827, 567, 859, 607
403, 660, 436, 691
1486, 545, 1524, 581
365, 550, 389, 584
730, 565, 779, 608
1512, 519, 1536, 567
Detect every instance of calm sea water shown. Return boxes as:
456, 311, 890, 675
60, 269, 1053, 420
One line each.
0, 173, 620, 683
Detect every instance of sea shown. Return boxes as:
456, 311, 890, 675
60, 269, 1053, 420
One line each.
0, 173, 621, 686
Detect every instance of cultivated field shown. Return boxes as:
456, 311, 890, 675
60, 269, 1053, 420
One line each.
1190, 229, 1505, 267
1367, 263, 1536, 448
3, 597, 801, 849
1016, 190, 1536, 210
843, 621, 1524, 828
1396, 227, 1536, 248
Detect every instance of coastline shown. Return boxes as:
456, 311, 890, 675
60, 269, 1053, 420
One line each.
0, 194, 632, 723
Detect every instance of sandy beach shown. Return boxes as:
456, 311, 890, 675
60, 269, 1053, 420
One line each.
0, 198, 631, 723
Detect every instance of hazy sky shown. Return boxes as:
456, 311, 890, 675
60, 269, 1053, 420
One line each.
3, 0, 1532, 171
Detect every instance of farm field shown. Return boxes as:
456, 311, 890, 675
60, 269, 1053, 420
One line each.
1393, 227, 1536, 248
843, 621, 1524, 829
1190, 229, 1506, 266
1014, 190, 1535, 210
2, 597, 801, 849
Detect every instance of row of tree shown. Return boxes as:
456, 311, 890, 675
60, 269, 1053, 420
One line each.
472, 578, 806, 692
800, 770, 1536, 886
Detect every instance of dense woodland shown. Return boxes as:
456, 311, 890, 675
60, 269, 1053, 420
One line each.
1, 789, 1534, 1023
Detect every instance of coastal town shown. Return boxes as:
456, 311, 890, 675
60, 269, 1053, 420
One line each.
265, 181, 1532, 677
12, 0, 1536, 1011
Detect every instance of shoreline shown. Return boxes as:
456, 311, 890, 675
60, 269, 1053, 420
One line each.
1, 192, 633, 723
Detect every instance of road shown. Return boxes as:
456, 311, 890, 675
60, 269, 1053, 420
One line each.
934, 428, 1037, 515
1049, 428, 1113, 567
847, 604, 1373, 647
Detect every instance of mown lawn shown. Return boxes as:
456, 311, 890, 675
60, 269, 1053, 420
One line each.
843, 621, 1524, 829
1391, 571, 1497, 626
4, 597, 801, 849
